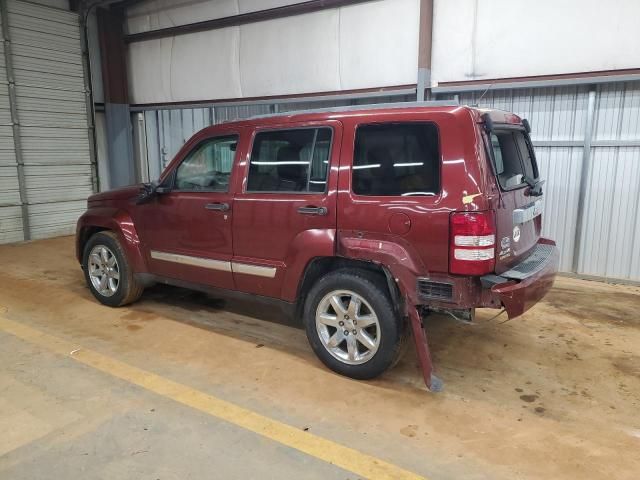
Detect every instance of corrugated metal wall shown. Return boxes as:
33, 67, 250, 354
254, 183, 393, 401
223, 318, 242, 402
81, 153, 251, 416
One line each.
579, 82, 640, 280
136, 85, 640, 282
0, 1, 93, 244
0, 14, 23, 243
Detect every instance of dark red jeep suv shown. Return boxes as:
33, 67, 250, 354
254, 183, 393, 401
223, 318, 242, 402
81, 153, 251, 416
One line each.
76, 103, 559, 390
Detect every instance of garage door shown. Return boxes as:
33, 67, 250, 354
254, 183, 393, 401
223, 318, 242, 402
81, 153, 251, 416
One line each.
0, 16, 23, 243
0, 0, 93, 244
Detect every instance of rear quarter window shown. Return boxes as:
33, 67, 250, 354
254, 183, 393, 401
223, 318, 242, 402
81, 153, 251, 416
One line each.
352, 123, 440, 196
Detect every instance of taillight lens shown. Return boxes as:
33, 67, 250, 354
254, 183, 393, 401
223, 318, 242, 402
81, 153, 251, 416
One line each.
449, 211, 496, 275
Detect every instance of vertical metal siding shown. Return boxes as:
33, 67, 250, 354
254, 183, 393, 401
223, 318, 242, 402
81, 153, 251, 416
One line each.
577, 82, 640, 281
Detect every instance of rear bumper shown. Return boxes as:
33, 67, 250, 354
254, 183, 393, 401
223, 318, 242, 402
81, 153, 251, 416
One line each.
485, 238, 559, 318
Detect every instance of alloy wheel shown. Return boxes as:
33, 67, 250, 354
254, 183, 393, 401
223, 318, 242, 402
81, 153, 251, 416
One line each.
88, 245, 120, 297
315, 290, 381, 365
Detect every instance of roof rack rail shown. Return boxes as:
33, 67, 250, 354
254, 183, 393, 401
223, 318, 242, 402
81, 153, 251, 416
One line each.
248, 100, 460, 120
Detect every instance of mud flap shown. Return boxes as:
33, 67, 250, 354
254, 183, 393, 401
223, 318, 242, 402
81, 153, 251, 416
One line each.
408, 304, 443, 392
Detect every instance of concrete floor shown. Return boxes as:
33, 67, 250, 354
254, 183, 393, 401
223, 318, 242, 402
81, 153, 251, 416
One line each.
0, 237, 639, 480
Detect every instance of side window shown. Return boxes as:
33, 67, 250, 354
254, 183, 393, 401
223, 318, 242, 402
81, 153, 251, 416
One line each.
353, 123, 440, 196
247, 128, 332, 193
174, 135, 238, 192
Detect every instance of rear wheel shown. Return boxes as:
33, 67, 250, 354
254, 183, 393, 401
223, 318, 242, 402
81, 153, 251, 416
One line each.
83, 231, 144, 307
303, 269, 405, 380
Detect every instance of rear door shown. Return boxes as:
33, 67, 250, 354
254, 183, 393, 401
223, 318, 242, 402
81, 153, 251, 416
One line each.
231, 121, 341, 299
486, 127, 543, 272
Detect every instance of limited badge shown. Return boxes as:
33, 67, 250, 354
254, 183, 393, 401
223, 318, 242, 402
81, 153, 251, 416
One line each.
513, 225, 521, 243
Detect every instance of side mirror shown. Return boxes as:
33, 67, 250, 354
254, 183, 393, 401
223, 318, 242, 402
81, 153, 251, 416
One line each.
135, 182, 170, 204
522, 118, 531, 134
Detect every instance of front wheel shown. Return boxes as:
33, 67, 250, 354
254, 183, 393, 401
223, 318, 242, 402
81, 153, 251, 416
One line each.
83, 231, 144, 307
303, 269, 405, 380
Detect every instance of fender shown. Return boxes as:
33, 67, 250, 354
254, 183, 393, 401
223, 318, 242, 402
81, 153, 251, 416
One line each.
336, 230, 426, 305
76, 207, 147, 273
280, 228, 336, 301
337, 230, 442, 391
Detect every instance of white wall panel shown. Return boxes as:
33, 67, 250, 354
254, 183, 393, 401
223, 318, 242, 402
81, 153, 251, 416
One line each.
339, 0, 419, 90
127, 0, 420, 104
173, 28, 241, 101
127, 0, 239, 35
128, 29, 243, 104
239, 10, 340, 97
431, 0, 640, 86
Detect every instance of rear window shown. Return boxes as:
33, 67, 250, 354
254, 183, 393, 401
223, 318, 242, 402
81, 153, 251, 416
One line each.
352, 123, 440, 196
490, 130, 538, 189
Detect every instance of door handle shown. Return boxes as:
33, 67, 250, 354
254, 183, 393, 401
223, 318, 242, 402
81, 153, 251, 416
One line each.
205, 202, 230, 212
297, 206, 328, 216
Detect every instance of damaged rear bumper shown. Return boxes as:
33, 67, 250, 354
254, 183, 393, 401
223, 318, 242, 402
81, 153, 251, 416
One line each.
482, 238, 559, 319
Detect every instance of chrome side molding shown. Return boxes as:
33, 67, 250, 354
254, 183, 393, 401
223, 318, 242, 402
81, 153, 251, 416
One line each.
231, 262, 277, 278
150, 251, 232, 272
150, 250, 277, 278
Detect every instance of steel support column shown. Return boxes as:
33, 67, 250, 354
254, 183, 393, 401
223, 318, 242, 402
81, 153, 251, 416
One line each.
416, 0, 433, 102
572, 88, 597, 272
97, 5, 135, 188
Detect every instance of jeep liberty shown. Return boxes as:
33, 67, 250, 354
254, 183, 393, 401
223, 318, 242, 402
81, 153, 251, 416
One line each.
76, 103, 559, 390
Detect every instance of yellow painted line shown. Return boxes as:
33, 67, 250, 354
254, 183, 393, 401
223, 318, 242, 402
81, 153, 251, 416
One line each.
0, 316, 426, 480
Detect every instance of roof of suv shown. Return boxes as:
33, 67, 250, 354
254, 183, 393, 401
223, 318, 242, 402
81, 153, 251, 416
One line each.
203, 102, 524, 130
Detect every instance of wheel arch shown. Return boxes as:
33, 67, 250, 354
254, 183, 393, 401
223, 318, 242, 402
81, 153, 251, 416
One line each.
294, 256, 404, 321
76, 208, 147, 273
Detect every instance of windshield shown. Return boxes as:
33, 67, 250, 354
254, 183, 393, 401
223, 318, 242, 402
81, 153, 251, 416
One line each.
489, 129, 539, 190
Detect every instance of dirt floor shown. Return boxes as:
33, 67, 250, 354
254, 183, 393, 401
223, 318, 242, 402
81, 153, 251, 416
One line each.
0, 236, 639, 479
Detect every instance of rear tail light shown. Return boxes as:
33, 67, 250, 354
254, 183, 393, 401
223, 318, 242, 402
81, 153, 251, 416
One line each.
449, 211, 496, 275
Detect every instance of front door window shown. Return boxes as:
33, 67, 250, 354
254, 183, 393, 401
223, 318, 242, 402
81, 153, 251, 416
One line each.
174, 135, 238, 192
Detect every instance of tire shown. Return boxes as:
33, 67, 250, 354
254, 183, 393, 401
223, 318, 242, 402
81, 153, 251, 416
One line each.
82, 231, 144, 307
303, 269, 405, 380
